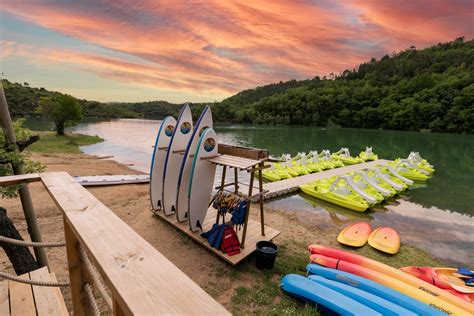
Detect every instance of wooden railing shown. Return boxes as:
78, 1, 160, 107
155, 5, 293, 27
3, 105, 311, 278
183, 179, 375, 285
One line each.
0, 172, 229, 315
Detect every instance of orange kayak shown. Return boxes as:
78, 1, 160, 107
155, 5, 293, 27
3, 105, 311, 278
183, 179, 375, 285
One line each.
337, 222, 372, 247
368, 227, 400, 254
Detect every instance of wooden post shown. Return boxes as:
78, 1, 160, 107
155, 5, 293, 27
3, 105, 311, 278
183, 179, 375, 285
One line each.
0, 84, 49, 268
258, 162, 265, 236
240, 172, 254, 248
234, 167, 239, 194
63, 219, 86, 316
216, 166, 227, 224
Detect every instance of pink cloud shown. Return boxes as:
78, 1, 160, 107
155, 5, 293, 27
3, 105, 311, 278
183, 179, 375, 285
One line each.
1, 0, 472, 99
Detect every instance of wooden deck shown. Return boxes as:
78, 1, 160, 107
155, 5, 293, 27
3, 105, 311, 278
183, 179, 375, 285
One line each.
262, 159, 388, 200
152, 208, 280, 265
0, 267, 68, 316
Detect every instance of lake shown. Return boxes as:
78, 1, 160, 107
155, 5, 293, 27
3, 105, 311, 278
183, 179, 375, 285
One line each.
27, 118, 474, 266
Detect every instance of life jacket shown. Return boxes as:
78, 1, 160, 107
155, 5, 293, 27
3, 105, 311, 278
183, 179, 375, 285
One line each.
221, 226, 240, 256
201, 224, 226, 249
231, 200, 247, 226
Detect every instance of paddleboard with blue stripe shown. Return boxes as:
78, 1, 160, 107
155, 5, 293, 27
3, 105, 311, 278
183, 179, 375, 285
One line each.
150, 116, 176, 210
176, 106, 213, 222
188, 128, 218, 232
162, 104, 193, 215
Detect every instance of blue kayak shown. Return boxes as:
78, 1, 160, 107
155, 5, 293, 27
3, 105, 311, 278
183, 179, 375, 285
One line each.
306, 264, 447, 316
280, 274, 381, 316
308, 275, 416, 316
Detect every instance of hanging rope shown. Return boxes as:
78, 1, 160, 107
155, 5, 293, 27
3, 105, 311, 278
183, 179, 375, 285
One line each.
84, 283, 101, 316
0, 271, 69, 287
79, 245, 113, 309
0, 235, 65, 247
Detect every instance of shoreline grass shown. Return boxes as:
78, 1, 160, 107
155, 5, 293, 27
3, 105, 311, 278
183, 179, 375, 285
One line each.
28, 131, 103, 154
229, 240, 441, 315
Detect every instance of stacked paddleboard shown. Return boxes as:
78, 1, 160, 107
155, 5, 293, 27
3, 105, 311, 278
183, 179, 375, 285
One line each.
150, 104, 217, 232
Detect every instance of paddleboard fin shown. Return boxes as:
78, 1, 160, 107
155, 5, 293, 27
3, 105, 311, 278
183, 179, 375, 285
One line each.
197, 220, 203, 232
184, 211, 188, 218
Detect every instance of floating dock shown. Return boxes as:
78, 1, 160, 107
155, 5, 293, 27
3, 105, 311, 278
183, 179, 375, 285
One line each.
152, 207, 280, 265
261, 159, 388, 200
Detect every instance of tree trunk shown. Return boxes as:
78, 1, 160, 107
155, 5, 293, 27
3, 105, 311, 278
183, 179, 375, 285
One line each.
56, 121, 65, 135
0, 207, 40, 274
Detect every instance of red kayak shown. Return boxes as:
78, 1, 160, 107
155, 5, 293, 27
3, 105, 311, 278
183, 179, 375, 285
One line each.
400, 266, 474, 303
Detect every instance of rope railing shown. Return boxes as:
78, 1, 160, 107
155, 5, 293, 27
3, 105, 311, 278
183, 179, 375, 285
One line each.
79, 245, 113, 309
0, 271, 69, 287
84, 283, 101, 316
0, 235, 65, 247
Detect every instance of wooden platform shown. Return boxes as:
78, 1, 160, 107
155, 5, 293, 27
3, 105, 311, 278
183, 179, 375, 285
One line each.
152, 208, 280, 265
0, 267, 68, 316
262, 159, 388, 200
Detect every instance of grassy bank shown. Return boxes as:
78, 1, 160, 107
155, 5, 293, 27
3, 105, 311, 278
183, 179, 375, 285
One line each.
228, 239, 441, 315
29, 131, 103, 154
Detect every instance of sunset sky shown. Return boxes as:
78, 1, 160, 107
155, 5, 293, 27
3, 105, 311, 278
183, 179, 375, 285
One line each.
1, 1, 472, 103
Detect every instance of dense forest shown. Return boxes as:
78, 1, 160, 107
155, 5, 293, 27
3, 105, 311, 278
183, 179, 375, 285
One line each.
212, 37, 473, 133
2, 37, 473, 133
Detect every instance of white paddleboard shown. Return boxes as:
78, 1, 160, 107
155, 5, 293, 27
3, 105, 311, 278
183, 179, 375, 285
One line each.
150, 116, 176, 210
176, 106, 213, 222
188, 128, 218, 232
162, 104, 193, 215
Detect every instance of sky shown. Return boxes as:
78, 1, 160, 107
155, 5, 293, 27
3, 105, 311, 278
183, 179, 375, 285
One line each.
1, 1, 473, 103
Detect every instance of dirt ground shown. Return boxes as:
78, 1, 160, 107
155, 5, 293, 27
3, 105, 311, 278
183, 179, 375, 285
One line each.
0, 152, 344, 313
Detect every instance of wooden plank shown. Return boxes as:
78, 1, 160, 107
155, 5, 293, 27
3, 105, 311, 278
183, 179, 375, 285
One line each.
30, 267, 68, 316
0, 173, 41, 187
218, 144, 268, 160
153, 206, 280, 265
9, 273, 35, 316
0, 280, 9, 316
262, 160, 388, 200
41, 172, 229, 315
50, 273, 69, 316
75, 174, 149, 186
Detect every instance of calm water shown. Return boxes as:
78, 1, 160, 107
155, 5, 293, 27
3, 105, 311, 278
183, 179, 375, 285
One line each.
27, 118, 474, 265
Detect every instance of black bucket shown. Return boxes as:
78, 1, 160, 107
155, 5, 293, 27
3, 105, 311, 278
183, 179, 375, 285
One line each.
255, 241, 278, 270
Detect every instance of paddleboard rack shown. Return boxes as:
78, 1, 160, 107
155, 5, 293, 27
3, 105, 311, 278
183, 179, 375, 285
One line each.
152, 144, 281, 265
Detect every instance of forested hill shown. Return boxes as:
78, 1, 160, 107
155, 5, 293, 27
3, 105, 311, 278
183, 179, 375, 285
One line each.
212, 37, 473, 133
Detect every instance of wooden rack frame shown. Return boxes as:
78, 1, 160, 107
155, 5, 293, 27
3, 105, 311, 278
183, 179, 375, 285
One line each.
207, 154, 268, 248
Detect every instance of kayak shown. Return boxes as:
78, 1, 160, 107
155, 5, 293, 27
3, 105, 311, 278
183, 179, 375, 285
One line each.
308, 244, 474, 314
306, 264, 446, 316
337, 222, 372, 247
310, 254, 466, 315
401, 266, 474, 301
367, 227, 401, 254
280, 274, 381, 315
308, 275, 417, 316
300, 181, 369, 212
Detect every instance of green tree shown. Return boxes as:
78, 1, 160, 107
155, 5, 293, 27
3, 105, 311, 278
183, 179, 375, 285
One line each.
36, 94, 83, 135
0, 119, 44, 198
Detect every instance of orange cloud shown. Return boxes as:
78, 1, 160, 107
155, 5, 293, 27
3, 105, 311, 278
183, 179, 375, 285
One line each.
1, 0, 472, 99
